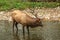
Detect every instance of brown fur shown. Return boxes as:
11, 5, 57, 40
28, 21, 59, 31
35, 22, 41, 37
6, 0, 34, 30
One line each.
11, 10, 43, 35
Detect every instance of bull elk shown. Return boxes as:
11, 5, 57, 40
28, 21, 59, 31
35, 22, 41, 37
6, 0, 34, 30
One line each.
11, 10, 43, 35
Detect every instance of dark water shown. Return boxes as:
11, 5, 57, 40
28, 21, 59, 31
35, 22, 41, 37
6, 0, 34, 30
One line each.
0, 20, 60, 40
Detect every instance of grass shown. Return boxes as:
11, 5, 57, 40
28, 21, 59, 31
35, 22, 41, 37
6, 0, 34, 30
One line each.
0, 0, 60, 11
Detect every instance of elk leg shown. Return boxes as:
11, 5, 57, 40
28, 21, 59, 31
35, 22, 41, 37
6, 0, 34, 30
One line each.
23, 26, 25, 36
13, 20, 15, 32
15, 22, 18, 32
27, 26, 29, 36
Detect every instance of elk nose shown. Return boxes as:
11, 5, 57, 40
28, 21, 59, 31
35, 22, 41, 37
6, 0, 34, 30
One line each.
40, 23, 43, 27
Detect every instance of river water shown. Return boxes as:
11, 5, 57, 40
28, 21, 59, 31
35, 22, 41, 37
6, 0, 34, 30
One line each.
0, 20, 60, 40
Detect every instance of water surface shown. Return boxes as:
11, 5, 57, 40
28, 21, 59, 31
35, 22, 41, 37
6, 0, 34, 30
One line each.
0, 20, 60, 40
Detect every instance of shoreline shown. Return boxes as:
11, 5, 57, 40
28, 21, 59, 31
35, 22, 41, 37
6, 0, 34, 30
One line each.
0, 7, 60, 21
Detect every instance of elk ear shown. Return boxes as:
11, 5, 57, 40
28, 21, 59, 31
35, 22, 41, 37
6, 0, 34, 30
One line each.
36, 18, 40, 22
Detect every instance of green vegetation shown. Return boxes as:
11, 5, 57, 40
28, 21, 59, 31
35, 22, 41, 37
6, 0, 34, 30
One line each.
0, 0, 60, 11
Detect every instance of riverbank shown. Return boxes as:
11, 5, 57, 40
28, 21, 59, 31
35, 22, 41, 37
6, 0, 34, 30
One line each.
0, 7, 60, 21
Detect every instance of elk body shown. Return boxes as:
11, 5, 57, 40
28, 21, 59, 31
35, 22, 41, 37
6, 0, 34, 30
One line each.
11, 10, 43, 35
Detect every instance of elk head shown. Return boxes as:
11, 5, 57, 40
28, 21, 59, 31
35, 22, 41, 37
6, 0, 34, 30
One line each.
30, 13, 43, 28
35, 18, 43, 27
34, 13, 43, 27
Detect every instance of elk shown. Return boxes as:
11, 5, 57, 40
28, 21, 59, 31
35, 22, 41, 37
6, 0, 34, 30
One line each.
11, 10, 43, 35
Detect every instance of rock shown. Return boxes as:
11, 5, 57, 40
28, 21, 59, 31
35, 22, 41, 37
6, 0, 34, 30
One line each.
0, 7, 60, 21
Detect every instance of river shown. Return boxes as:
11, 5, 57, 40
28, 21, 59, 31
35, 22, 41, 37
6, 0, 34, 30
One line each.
0, 20, 60, 40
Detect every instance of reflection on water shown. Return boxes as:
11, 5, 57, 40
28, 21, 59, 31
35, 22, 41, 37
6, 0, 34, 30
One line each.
0, 20, 60, 40
13, 31, 20, 40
